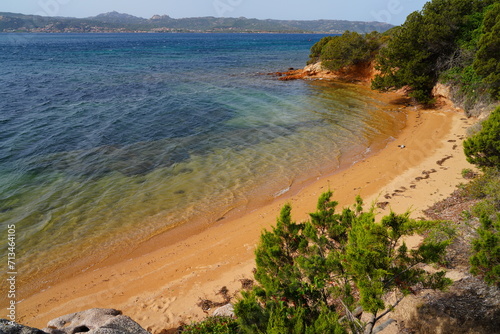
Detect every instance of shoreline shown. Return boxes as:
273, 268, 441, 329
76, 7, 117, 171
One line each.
12, 79, 406, 297
10, 79, 408, 302
15, 89, 474, 333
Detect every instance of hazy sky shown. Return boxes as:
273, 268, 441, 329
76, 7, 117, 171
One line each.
1, 0, 430, 25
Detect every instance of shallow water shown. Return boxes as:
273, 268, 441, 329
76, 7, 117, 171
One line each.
0, 33, 405, 288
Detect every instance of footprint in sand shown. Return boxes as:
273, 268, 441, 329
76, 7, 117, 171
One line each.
393, 186, 407, 194
133, 295, 177, 324
377, 202, 390, 210
416, 169, 438, 181
437, 156, 453, 166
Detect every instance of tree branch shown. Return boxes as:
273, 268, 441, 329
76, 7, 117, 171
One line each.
373, 319, 396, 334
339, 302, 364, 333
375, 294, 405, 322
364, 312, 377, 334
382, 262, 420, 290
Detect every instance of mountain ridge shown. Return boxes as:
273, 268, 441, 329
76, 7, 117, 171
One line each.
0, 11, 394, 33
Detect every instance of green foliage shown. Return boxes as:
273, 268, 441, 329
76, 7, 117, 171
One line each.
308, 36, 335, 64
372, 0, 498, 104
438, 3, 500, 109
181, 316, 241, 334
471, 168, 500, 223
463, 106, 500, 168
235, 192, 453, 334
440, 65, 487, 111
234, 290, 268, 333
466, 167, 500, 201
321, 32, 379, 71
308, 31, 383, 71
462, 130, 500, 287
473, 3, 500, 100
464, 166, 500, 226
470, 214, 500, 286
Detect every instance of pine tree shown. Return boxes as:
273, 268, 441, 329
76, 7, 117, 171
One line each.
372, 0, 496, 103
473, 3, 500, 100
235, 192, 453, 334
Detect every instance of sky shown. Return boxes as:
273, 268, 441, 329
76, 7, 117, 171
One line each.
1, 0, 430, 25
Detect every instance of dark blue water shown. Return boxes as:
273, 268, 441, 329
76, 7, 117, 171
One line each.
0, 33, 405, 288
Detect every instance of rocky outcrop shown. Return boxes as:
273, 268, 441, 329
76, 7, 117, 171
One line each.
272, 61, 377, 83
432, 82, 494, 117
432, 83, 453, 101
43, 309, 151, 334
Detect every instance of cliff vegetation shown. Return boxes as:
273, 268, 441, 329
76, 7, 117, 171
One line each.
308, 0, 499, 113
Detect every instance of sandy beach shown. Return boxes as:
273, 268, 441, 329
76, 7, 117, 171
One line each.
15, 90, 474, 333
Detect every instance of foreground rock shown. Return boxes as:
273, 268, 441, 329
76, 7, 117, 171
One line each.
43, 308, 151, 334
212, 303, 235, 317
0, 309, 151, 334
0, 319, 47, 334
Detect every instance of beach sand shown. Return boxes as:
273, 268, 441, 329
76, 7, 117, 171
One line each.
16, 93, 474, 333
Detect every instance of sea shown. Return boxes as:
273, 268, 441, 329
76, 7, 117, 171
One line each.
0, 33, 405, 292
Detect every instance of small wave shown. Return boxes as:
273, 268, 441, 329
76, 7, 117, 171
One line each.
273, 186, 290, 198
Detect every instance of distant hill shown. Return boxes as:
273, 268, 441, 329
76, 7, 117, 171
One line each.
0, 11, 393, 34
91, 11, 147, 24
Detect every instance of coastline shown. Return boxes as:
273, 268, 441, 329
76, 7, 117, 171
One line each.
15, 90, 474, 333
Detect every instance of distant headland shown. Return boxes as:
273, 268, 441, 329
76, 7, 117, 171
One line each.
0, 11, 393, 34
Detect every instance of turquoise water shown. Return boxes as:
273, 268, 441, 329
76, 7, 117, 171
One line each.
0, 33, 404, 289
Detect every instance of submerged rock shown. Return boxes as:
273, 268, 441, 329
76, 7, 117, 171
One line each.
43, 308, 150, 334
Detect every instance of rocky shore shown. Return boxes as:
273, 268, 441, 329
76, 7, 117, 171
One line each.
270, 61, 377, 83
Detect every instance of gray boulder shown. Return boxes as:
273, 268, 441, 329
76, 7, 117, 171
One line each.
0, 319, 47, 334
212, 304, 235, 318
43, 308, 150, 334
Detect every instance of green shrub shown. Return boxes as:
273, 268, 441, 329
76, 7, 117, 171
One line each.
440, 65, 489, 111
308, 31, 382, 71
462, 166, 500, 286
471, 168, 500, 217
308, 36, 335, 64
320, 31, 379, 71
235, 192, 453, 334
470, 214, 500, 286
181, 316, 240, 334
463, 106, 500, 169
